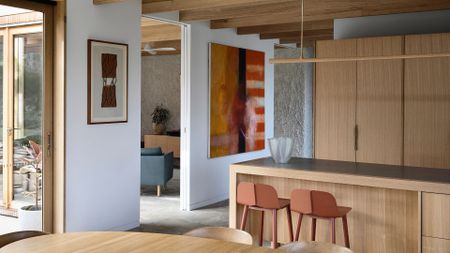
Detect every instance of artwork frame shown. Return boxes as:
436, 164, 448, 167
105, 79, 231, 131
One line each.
88, 39, 128, 124
208, 42, 266, 158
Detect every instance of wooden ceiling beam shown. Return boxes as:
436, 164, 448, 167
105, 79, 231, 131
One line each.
93, 0, 127, 5
141, 40, 181, 50
179, 1, 298, 22
260, 29, 333, 40
237, 20, 333, 35
143, 0, 293, 14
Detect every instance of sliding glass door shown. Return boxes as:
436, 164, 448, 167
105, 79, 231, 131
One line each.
0, 1, 52, 232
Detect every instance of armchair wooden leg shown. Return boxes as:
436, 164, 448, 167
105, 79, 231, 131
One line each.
157, 185, 161, 197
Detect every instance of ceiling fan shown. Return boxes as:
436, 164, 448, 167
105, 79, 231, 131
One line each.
142, 43, 176, 55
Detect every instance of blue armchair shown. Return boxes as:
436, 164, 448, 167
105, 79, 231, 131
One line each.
141, 147, 174, 197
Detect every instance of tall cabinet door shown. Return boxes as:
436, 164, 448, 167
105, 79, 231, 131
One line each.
404, 33, 450, 169
356, 36, 404, 165
315, 40, 357, 161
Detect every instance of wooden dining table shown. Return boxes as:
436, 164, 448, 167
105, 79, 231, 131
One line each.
0, 232, 284, 253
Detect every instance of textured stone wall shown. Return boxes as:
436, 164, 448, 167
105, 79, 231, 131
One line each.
141, 54, 181, 137
274, 48, 313, 158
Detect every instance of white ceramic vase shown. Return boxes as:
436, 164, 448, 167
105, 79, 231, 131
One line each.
268, 137, 294, 164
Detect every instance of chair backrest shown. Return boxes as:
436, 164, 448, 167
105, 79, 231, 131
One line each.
141, 147, 163, 156
237, 182, 256, 206
311, 190, 339, 217
290, 189, 313, 214
0, 231, 47, 248
185, 227, 253, 245
254, 183, 280, 209
279, 241, 353, 253
290, 189, 339, 217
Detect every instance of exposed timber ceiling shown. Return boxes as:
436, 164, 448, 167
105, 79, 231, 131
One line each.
140, 0, 450, 46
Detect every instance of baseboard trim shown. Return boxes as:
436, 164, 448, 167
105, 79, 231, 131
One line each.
189, 193, 228, 211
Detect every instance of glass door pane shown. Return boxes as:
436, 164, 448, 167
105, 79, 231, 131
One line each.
12, 32, 43, 230
0, 35, 3, 207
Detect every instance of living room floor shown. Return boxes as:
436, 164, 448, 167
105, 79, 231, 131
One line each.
137, 169, 229, 234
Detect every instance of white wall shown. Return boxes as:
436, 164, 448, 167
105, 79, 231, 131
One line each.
187, 22, 276, 209
335, 9, 450, 39
65, 0, 141, 231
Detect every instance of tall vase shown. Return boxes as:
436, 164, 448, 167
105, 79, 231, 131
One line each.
268, 137, 294, 163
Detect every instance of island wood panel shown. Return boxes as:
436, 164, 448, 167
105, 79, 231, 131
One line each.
422, 237, 450, 253
422, 192, 450, 239
144, 135, 180, 158
235, 173, 419, 253
356, 36, 404, 165
404, 33, 450, 169
315, 39, 357, 162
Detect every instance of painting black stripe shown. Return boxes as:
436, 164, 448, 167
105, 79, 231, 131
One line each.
238, 48, 247, 153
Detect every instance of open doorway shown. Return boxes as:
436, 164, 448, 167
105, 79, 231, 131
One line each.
138, 16, 227, 234
0, 1, 54, 235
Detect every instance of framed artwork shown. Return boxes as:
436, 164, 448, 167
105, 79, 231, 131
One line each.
208, 42, 265, 158
88, 39, 128, 124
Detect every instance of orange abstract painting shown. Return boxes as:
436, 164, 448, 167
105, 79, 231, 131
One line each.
209, 43, 265, 158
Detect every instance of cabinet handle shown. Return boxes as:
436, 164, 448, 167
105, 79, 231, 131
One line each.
354, 125, 359, 151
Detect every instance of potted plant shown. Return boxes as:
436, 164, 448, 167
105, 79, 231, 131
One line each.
18, 141, 42, 230
151, 104, 170, 135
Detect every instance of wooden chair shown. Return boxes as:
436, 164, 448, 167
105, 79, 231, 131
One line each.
237, 182, 293, 248
0, 231, 47, 248
185, 227, 253, 245
290, 189, 351, 247
279, 241, 353, 253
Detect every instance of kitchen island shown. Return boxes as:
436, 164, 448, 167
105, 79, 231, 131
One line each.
229, 158, 450, 253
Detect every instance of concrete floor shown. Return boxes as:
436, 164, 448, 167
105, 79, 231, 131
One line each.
137, 169, 229, 235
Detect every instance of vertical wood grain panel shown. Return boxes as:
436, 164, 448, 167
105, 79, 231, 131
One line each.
422, 237, 450, 253
422, 192, 450, 239
404, 33, 450, 169
356, 36, 404, 165
237, 174, 419, 253
315, 39, 356, 161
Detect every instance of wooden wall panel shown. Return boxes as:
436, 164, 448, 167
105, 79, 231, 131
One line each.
404, 33, 450, 169
236, 174, 419, 253
422, 193, 450, 239
356, 36, 404, 165
314, 40, 357, 161
422, 237, 450, 253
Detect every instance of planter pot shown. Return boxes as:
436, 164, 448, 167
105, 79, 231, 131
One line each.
152, 123, 166, 135
18, 205, 42, 230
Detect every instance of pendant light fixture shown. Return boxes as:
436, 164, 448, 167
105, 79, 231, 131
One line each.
269, 0, 450, 64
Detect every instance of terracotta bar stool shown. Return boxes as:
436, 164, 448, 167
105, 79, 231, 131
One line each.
290, 189, 351, 248
237, 182, 293, 249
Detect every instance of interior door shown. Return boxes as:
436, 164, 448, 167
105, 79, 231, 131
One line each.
314, 39, 357, 161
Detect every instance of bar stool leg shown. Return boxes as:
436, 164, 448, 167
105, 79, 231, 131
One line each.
330, 218, 336, 244
240, 205, 249, 230
342, 215, 350, 248
271, 210, 278, 249
311, 218, 317, 241
295, 213, 303, 241
286, 205, 293, 242
259, 210, 264, 246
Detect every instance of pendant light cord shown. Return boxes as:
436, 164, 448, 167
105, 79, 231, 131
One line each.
300, 0, 304, 59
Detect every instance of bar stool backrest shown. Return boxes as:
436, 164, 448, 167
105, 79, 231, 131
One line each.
254, 184, 280, 209
291, 189, 340, 217
290, 189, 313, 214
311, 191, 339, 217
237, 182, 256, 206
